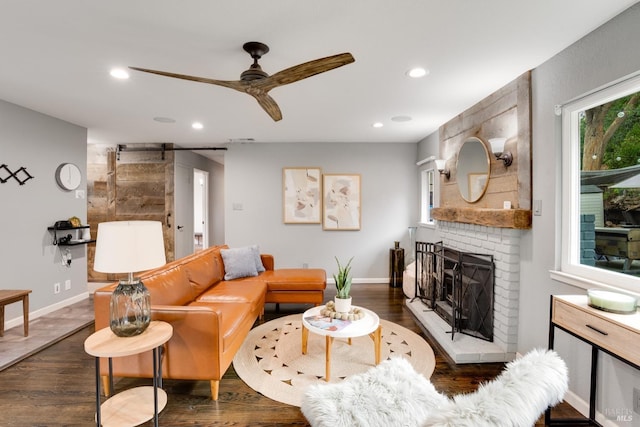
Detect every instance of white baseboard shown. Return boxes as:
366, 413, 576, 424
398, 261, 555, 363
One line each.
4, 292, 90, 331
563, 390, 621, 426
328, 278, 389, 285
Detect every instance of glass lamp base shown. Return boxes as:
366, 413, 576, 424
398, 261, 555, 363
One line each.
109, 279, 151, 337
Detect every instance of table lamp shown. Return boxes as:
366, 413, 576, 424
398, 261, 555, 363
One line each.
94, 221, 166, 337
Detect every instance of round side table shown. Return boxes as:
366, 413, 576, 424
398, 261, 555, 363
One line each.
84, 321, 173, 427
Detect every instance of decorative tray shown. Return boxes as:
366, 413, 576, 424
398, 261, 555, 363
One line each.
320, 301, 365, 320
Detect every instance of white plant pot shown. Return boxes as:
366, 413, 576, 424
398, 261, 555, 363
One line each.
334, 296, 352, 313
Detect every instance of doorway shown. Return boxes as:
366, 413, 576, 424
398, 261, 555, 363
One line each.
194, 168, 209, 251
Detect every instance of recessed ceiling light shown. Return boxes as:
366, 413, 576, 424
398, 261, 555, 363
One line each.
391, 115, 412, 122
110, 68, 130, 79
153, 117, 176, 123
192, 122, 204, 130
407, 67, 429, 78
372, 122, 384, 128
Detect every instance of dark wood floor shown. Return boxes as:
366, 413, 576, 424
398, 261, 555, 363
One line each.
0, 284, 582, 426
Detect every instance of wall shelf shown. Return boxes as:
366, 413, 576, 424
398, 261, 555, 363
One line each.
54, 239, 96, 246
47, 225, 95, 246
47, 225, 90, 231
432, 207, 532, 229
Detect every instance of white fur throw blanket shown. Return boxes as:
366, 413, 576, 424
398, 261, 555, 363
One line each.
300, 349, 568, 427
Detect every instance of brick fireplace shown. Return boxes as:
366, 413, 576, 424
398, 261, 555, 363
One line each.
408, 73, 531, 363
406, 221, 522, 363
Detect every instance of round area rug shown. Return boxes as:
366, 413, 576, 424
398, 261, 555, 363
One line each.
233, 314, 436, 406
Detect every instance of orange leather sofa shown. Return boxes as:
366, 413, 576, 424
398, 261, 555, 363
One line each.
93, 245, 326, 400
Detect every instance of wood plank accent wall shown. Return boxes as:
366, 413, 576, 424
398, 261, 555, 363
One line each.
87, 144, 175, 282
433, 71, 532, 229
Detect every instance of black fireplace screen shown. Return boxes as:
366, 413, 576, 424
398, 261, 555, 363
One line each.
414, 241, 494, 341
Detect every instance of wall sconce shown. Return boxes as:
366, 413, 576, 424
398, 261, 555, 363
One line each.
434, 159, 450, 179
489, 138, 513, 167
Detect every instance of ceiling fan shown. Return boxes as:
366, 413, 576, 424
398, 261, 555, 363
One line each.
130, 42, 355, 122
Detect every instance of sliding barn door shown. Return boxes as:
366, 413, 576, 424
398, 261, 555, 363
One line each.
87, 145, 175, 282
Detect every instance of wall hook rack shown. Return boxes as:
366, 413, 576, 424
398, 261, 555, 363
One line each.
0, 164, 34, 185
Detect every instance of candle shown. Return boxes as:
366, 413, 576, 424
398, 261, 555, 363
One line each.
588, 289, 637, 314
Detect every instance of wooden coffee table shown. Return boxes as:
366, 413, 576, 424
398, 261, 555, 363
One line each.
301, 304, 381, 381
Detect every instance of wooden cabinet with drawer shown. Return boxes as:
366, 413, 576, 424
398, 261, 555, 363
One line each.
547, 295, 640, 426
552, 295, 640, 366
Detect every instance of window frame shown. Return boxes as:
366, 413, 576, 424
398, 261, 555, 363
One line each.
419, 166, 436, 227
554, 73, 640, 294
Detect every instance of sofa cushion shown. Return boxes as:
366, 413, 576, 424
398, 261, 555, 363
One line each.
262, 269, 327, 291
184, 248, 224, 297
140, 265, 194, 306
196, 280, 267, 314
221, 246, 259, 280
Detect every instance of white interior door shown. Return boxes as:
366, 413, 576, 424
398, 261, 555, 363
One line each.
193, 169, 209, 250
175, 163, 194, 258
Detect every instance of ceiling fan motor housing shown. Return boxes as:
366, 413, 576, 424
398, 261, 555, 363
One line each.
241, 64, 268, 81
241, 42, 270, 81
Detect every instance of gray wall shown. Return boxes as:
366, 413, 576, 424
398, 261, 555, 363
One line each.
211, 160, 225, 246
223, 142, 418, 279
418, 4, 640, 422
0, 99, 88, 323
174, 149, 220, 249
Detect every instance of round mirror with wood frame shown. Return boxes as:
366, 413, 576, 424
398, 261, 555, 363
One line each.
456, 137, 490, 203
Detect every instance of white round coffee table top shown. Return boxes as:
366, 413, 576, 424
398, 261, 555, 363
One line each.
302, 305, 380, 339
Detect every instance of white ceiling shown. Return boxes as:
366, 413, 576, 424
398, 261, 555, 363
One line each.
0, 1, 637, 160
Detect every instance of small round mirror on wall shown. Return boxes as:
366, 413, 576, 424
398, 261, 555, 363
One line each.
456, 137, 490, 203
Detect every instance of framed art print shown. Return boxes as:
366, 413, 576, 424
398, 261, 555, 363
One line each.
323, 174, 361, 230
283, 167, 321, 223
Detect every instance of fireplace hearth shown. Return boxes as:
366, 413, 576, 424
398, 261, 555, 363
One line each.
407, 222, 522, 363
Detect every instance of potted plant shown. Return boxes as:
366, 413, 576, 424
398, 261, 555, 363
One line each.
333, 256, 353, 313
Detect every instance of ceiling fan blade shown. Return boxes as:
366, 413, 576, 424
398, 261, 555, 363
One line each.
258, 53, 355, 91
250, 92, 283, 121
129, 66, 246, 92
130, 49, 353, 122
130, 65, 282, 120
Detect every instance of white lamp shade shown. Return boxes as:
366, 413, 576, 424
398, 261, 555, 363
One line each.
434, 159, 446, 171
94, 221, 166, 273
489, 138, 507, 154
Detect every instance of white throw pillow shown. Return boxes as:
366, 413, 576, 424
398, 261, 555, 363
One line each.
221, 246, 259, 280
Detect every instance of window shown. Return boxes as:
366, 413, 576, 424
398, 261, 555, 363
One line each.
420, 168, 436, 226
557, 73, 640, 292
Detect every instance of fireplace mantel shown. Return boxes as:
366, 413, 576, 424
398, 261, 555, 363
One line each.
432, 207, 532, 229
